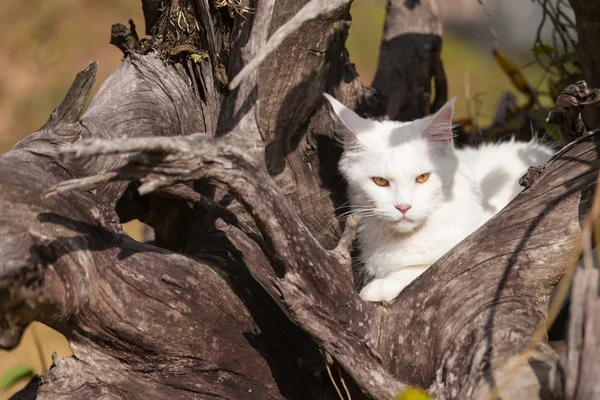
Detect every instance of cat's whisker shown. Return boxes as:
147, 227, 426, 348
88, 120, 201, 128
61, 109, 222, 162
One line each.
311, 205, 378, 243
332, 200, 353, 212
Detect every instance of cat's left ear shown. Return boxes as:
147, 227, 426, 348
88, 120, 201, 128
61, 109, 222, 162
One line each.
419, 96, 456, 149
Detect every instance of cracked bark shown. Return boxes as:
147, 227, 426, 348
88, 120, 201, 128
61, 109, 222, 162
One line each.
1, 0, 599, 399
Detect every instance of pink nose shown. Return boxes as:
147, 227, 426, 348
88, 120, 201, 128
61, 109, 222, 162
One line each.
395, 204, 412, 213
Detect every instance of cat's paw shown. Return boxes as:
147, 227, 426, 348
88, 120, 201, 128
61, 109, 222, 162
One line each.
359, 278, 409, 302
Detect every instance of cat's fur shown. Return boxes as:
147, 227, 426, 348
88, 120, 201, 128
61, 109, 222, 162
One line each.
324, 94, 555, 302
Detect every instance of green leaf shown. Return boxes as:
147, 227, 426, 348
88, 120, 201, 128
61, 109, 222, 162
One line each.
393, 387, 430, 400
531, 43, 555, 56
0, 365, 34, 392
190, 53, 209, 63
544, 121, 562, 143
530, 109, 562, 143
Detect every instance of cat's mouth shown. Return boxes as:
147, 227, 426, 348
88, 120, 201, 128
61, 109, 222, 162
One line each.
393, 216, 419, 232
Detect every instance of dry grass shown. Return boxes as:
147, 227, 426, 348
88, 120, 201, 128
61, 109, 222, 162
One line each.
0, 0, 144, 153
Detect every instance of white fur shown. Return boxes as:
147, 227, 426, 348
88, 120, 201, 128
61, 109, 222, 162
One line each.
324, 93, 555, 302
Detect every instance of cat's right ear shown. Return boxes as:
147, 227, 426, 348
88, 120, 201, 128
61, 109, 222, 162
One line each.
418, 96, 456, 152
323, 93, 376, 147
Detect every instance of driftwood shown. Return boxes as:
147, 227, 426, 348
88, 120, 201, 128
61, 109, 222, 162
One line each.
1, 0, 600, 399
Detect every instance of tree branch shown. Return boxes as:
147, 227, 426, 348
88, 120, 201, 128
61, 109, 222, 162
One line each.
110, 21, 141, 55
47, 132, 408, 399
371, 0, 443, 120
228, 0, 351, 89
1, 54, 353, 399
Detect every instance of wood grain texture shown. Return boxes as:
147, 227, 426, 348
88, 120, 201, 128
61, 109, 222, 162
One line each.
1, 0, 598, 399
552, 267, 600, 399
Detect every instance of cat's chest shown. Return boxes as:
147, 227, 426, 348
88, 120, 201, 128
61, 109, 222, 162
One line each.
359, 208, 483, 277
367, 226, 460, 262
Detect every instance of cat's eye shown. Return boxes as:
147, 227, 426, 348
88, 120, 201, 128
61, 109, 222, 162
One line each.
372, 177, 389, 187
415, 173, 430, 183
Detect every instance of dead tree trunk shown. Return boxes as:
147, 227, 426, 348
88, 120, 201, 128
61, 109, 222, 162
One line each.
571, 0, 600, 125
1, 0, 599, 399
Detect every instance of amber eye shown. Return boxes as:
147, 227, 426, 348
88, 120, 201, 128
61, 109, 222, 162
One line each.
372, 177, 389, 187
415, 173, 430, 183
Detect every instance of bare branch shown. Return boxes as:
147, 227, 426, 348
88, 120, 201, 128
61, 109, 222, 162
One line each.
332, 214, 360, 263
229, 0, 351, 89
110, 22, 141, 55
48, 132, 409, 399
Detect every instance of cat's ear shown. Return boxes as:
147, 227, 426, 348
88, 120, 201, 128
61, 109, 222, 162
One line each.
419, 96, 456, 149
323, 93, 377, 147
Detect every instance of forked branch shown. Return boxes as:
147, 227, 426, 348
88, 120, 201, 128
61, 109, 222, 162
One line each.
47, 132, 408, 399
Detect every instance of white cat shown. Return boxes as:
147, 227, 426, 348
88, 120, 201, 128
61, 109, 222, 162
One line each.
324, 94, 555, 302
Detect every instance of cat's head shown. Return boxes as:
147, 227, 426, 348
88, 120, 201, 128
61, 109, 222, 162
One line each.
324, 94, 458, 233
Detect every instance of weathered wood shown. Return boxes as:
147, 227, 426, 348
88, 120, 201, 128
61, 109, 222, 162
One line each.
2, 0, 383, 398
45, 132, 407, 399
546, 80, 600, 145
110, 21, 141, 55
552, 267, 600, 399
45, 105, 600, 400
2, 61, 332, 400
2, 0, 599, 399
371, 0, 444, 120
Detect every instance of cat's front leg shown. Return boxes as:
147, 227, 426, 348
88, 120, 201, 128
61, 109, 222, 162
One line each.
359, 265, 429, 302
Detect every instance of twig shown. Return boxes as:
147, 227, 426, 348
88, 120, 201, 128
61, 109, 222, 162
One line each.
44, 171, 119, 198
531, 0, 578, 79
336, 362, 352, 400
228, 0, 351, 89
476, 0, 498, 48
58, 135, 201, 157
324, 351, 347, 400
332, 214, 360, 262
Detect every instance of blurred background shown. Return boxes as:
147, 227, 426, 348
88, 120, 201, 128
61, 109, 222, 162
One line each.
0, 0, 555, 397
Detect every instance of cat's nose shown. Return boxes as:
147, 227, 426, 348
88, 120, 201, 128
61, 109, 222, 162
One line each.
395, 204, 412, 213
